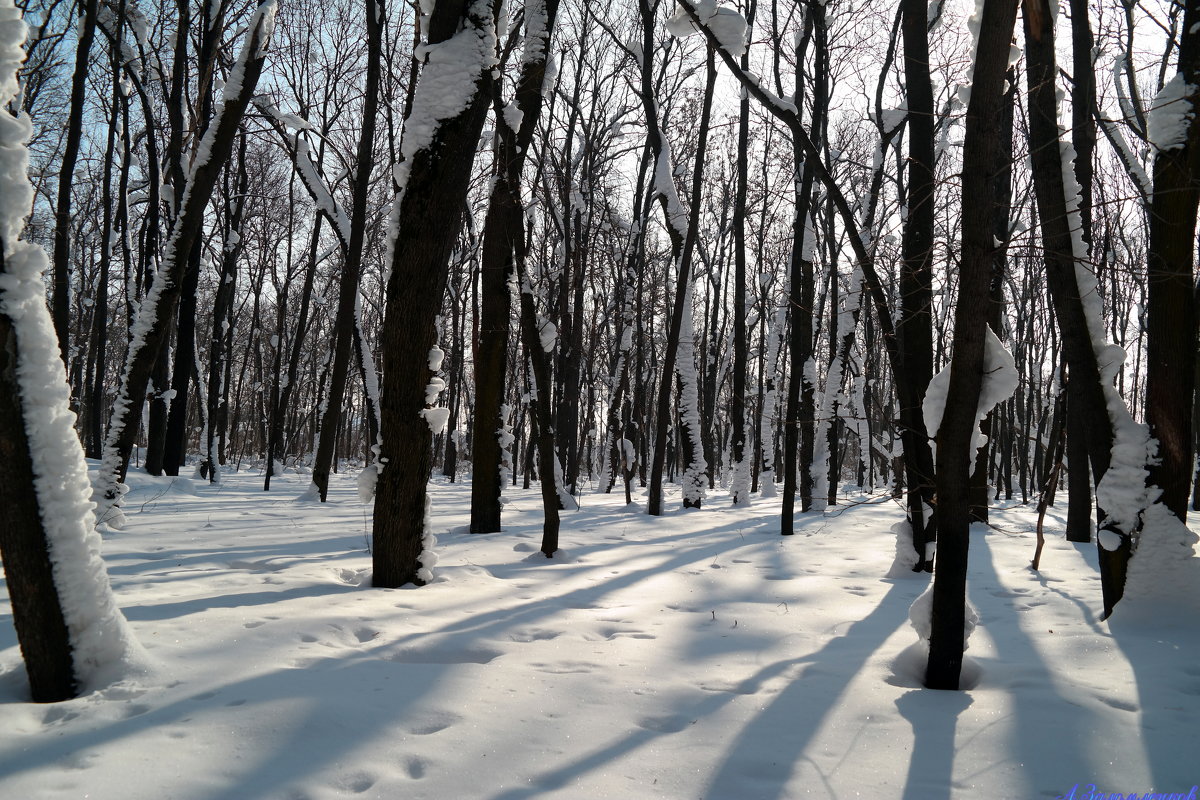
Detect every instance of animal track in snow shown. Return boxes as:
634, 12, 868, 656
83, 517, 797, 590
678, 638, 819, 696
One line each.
403, 757, 427, 779
353, 627, 379, 643
339, 771, 378, 793
584, 626, 655, 641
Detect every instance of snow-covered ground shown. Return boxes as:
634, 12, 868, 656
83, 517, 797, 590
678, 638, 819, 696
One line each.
1, 467, 1197, 800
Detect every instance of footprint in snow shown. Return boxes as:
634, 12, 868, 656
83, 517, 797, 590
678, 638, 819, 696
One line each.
636, 715, 693, 733
406, 710, 461, 735
403, 757, 427, 780
508, 628, 562, 642
339, 771, 378, 793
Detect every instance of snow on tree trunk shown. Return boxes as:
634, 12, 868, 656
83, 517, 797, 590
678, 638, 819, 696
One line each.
0, 3, 146, 701
372, 0, 500, 587
93, 0, 276, 528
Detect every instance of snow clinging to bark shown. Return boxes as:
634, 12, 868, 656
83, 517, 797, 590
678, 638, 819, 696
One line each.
922, 326, 1018, 457
0, 1, 147, 690
1147, 73, 1195, 151
392, 0, 498, 203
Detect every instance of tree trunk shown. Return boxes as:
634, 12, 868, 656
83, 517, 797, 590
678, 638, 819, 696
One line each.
311, 0, 385, 501
373, 0, 499, 587
899, 0, 938, 568
50, 0, 98, 368
926, 0, 1018, 691
470, 0, 561, 531
1144, 2, 1200, 520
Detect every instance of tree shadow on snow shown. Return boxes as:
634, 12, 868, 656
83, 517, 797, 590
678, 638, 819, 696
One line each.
700, 580, 921, 799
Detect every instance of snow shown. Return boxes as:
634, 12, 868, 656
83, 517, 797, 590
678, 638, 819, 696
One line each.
0, 2, 145, 691
1147, 73, 1195, 152
666, 0, 748, 59
2, 467, 1197, 798
535, 314, 556, 352
420, 406, 452, 435
390, 0, 497, 204
922, 326, 1018, 456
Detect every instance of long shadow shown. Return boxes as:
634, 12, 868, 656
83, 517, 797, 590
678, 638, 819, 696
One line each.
119, 583, 357, 622
896, 689, 973, 800
1105, 534, 1200, 790
968, 526, 1105, 793
701, 580, 922, 799
0, 645, 440, 800
484, 655, 808, 800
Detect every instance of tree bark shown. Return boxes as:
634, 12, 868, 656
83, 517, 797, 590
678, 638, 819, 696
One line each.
470, 0, 561, 531
373, 0, 499, 587
1144, 2, 1200, 521
926, 0, 1018, 691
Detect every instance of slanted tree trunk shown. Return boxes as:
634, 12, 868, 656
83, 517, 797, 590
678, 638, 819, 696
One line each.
0, 15, 136, 699
643, 0, 708, 516
50, 0, 98, 368
311, 0, 385, 501
0, 252, 75, 702
95, 4, 275, 525
1023, 0, 1134, 618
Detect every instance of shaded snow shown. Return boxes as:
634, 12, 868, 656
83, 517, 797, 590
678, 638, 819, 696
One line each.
1, 469, 1196, 798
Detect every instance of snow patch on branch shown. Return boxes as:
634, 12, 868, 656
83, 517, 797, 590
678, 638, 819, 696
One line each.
1147, 74, 1196, 152
667, 0, 747, 59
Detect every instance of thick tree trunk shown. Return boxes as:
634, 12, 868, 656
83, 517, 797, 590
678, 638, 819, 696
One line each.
0, 270, 76, 702
373, 0, 499, 587
1144, 2, 1200, 521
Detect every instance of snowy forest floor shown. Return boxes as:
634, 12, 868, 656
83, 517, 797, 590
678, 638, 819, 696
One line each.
1, 467, 1198, 800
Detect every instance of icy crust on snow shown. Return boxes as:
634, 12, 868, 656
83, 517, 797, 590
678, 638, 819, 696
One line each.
391, 0, 497, 204
0, 3, 146, 690
666, 0, 747, 59
922, 326, 1018, 457
1147, 73, 1196, 152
